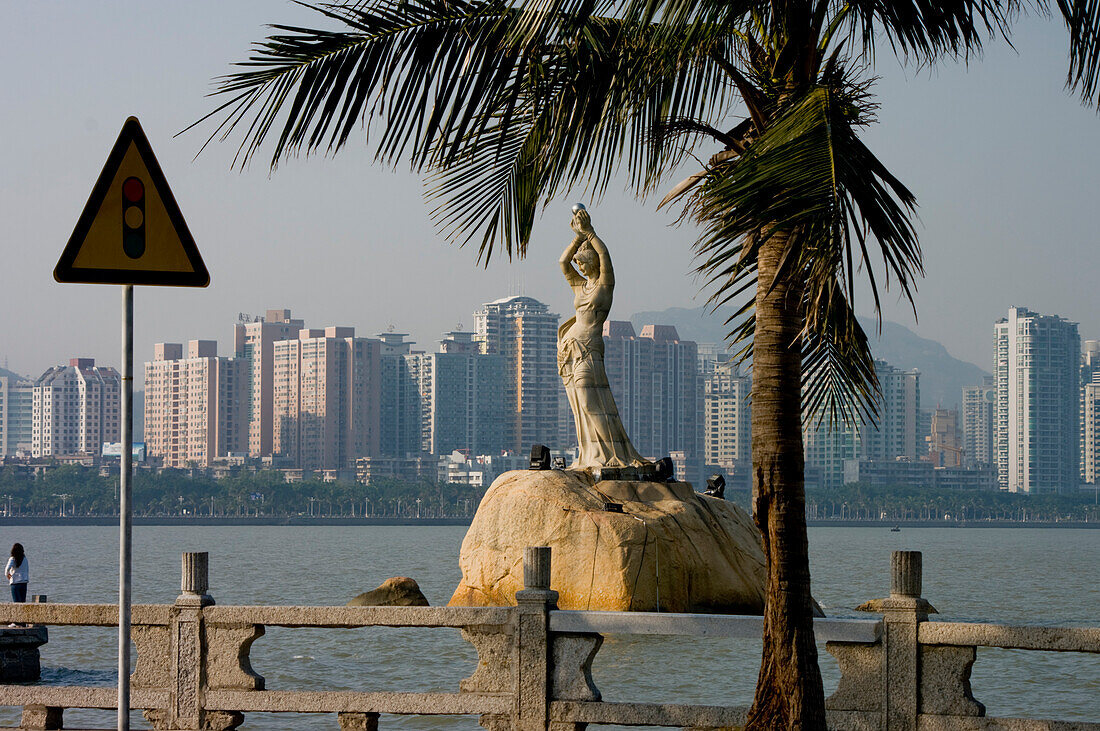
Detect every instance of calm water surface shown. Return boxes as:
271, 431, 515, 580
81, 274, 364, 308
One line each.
2, 526, 1096, 729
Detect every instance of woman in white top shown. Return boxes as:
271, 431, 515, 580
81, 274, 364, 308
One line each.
6, 543, 28, 603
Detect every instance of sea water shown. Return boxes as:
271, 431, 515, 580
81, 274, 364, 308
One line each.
1, 526, 1096, 729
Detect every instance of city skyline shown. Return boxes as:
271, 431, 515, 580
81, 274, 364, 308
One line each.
2, 4, 1100, 381
136, 298, 711, 480
9, 300, 1100, 495
6, 294, 1100, 400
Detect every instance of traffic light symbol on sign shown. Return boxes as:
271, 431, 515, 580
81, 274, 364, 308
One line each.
54, 116, 209, 286
122, 176, 145, 259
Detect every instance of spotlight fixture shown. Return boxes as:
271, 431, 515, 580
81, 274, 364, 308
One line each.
704, 474, 726, 499
654, 456, 674, 482
529, 444, 551, 470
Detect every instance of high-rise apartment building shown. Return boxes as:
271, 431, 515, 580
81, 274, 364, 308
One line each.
377, 332, 423, 457
804, 416, 861, 490
0, 375, 33, 458
962, 376, 996, 468
474, 296, 559, 453
916, 409, 933, 460
927, 408, 963, 468
233, 309, 306, 457
1080, 341, 1100, 483
697, 343, 737, 378
1082, 340, 1100, 382
993, 306, 1080, 493
31, 358, 121, 458
144, 341, 248, 468
804, 359, 919, 489
408, 331, 508, 456
861, 360, 921, 462
600, 322, 703, 463
272, 327, 380, 470
1081, 372, 1100, 484
703, 360, 751, 472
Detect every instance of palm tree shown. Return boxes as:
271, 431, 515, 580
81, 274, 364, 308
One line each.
192, 1, 1100, 726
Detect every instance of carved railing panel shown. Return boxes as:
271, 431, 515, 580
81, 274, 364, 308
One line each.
205, 622, 265, 691
460, 624, 514, 694
919, 644, 984, 717
551, 633, 602, 702
825, 641, 882, 713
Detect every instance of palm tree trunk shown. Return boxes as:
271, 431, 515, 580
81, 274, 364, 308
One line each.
745, 231, 826, 729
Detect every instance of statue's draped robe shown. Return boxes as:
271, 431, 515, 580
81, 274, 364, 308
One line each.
557, 283, 646, 469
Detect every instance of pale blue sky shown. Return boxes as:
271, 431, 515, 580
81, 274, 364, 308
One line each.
1, 2, 1098, 382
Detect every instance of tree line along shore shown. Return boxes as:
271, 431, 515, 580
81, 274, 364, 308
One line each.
0, 465, 1095, 523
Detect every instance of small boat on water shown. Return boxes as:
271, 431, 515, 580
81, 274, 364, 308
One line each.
890, 525, 901, 532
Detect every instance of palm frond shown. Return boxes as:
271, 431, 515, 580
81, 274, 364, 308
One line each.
189, 0, 747, 258
658, 169, 709, 209
424, 105, 549, 263
688, 66, 919, 427
1057, 0, 1100, 102
418, 12, 739, 252
544, 17, 737, 197
843, 0, 1019, 61
186, 0, 528, 169
504, 0, 612, 46
800, 280, 879, 426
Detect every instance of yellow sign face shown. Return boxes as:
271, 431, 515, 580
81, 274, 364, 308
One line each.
54, 117, 209, 287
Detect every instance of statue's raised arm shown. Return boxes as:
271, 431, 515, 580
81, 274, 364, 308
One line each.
569, 207, 614, 288
559, 232, 586, 289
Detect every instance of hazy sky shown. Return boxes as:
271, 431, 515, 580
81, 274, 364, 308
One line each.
2, 2, 1098, 384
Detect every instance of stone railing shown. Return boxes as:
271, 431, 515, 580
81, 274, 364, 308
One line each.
823, 550, 1100, 731
0, 547, 1094, 730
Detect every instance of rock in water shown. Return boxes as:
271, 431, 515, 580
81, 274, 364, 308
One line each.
348, 577, 430, 607
448, 469, 767, 613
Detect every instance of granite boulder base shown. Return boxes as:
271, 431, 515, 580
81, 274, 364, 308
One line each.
448, 469, 767, 613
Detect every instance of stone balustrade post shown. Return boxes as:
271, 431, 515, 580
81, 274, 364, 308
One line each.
891, 551, 922, 600
181, 552, 210, 598
166, 552, 216, 731
512, 547, 557, 731
882, 550, 931, 731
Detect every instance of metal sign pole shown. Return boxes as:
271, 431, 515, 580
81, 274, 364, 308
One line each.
118, 284, 133, 731
54, 117, 208, 727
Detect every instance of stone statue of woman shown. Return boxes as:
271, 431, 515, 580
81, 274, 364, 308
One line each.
558, 206, 648, 470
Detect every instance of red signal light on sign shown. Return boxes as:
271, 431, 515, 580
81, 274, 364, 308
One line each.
122, 176, 145, 259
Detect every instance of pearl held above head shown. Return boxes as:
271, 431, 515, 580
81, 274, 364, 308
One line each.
571, 203, 586, 214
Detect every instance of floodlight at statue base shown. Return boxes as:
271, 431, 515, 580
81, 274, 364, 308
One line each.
529, 444, 551, 470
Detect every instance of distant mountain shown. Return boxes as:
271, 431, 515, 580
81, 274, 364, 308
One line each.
861, 319, 989, 409
629, 305, 989, 408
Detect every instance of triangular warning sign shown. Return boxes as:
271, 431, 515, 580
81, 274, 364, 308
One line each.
54, 116, 209, 287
